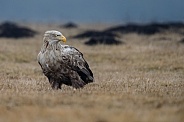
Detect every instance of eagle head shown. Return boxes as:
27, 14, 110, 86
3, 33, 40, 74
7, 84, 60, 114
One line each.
44, 30, 66, 43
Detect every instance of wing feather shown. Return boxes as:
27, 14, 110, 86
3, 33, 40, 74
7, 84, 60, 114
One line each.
62, 46, 94, 83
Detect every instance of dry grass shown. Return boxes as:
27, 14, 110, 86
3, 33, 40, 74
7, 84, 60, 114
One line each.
0, 23, 184, 122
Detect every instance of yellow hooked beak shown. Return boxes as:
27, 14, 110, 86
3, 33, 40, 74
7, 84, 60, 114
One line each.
59, 35, 66, 43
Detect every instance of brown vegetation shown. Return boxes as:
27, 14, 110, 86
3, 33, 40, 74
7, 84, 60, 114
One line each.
0, 23, 183, 122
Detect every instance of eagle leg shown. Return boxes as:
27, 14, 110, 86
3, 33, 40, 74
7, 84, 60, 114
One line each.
48, 77, 62, 90
51, 81, 61, 90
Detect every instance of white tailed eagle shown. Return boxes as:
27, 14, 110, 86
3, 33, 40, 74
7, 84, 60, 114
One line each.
37, 30, 94, 90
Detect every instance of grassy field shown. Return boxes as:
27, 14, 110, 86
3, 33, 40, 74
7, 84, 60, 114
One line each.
0, 23, 184, 122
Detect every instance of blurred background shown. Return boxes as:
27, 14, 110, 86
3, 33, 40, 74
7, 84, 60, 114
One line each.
0, 1, 184, 121
0, 0, 184, 23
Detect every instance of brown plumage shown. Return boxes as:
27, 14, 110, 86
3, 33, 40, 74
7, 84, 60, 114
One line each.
37, 30, 94, 90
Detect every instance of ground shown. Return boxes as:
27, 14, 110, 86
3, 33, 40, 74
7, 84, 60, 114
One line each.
0, 23, 183, 122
